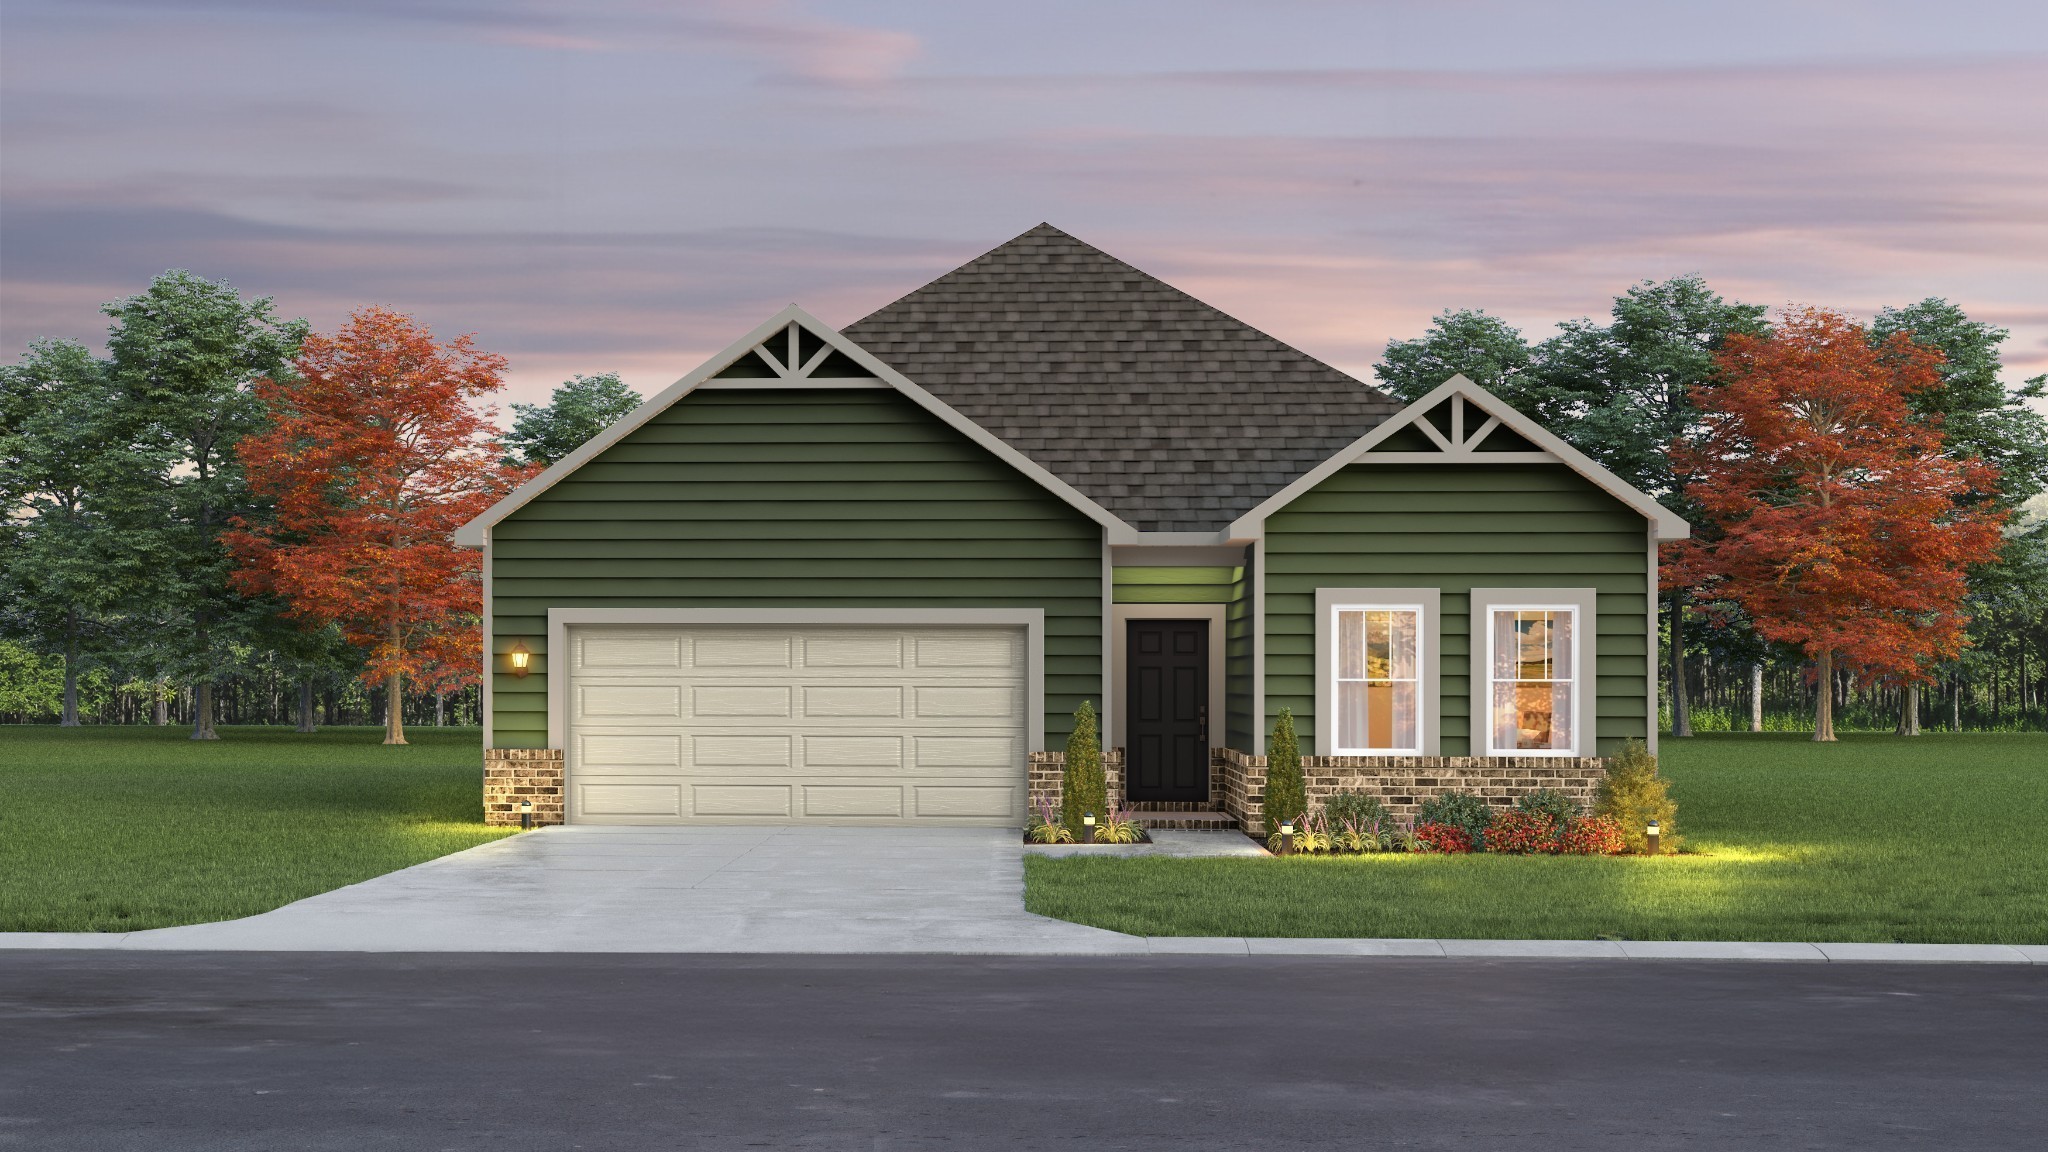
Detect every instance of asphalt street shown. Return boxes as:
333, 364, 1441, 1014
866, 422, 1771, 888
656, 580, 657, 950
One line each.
3, 952, 2041, 1150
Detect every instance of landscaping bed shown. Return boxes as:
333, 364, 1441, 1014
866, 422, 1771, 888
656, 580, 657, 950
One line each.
0, 725, 512, 932
1024, 733, 2048, 944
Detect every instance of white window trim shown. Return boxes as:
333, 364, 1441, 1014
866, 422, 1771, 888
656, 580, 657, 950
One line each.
1315, 587, 1441, 757
1468, 587, 1597, 758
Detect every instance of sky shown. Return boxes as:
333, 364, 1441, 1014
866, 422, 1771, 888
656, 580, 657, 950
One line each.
4, 0, 2046, 411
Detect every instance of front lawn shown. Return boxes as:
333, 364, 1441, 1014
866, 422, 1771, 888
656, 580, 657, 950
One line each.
0, 725, 511, 933
1025, 733, 2048, 943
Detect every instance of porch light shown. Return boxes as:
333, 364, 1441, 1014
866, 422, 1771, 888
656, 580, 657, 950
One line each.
1646, 820, 1661, 855
521, 799, 534, 830
508, 641, 532, 678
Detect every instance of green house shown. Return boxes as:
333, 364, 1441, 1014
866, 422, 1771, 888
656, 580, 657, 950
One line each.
457, 225, 1686, 830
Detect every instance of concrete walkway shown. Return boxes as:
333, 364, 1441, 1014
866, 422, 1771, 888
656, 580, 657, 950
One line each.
4, 826, 2042, 962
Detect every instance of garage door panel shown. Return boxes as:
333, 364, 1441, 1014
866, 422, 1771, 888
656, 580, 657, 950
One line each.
567, 624, 1027, 825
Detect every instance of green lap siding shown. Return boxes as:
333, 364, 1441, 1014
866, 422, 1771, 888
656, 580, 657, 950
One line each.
1226, 565, 1255, 749
488, 388, 1104, 750
1263, 463, 1653, 756
1112, 566, 1237, 603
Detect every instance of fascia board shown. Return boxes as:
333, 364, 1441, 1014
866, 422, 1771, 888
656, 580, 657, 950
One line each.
1225, 375, 1692, 542
453, 304, 1137, 545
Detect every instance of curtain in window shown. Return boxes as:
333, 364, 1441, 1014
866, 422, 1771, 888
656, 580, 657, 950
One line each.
1491, 609, 1574, 752
1337, 608, 1418, 751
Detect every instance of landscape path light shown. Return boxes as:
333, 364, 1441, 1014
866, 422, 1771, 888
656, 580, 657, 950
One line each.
1082, 812, 1096, 844
1278, 821, 1295, 856
521, 799, 534, 830
1646, 819, 1661, 856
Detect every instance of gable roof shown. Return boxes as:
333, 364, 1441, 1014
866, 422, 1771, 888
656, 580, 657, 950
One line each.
842, 223, 1402, 534
1228, 375, 1691, 540
453, 305, 1134, 547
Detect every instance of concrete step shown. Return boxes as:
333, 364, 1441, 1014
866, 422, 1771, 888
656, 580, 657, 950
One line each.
1134, 811, 1240, 830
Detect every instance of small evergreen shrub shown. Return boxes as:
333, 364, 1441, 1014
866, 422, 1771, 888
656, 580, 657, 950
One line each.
1262, 708, 1306, 837
1515, 788, 1581, 826
1418, 790, 1494, 849
1486, 810, 1563, 854
1594, 739, 1680, 854
1060, 701, 1107, 835
1322, 791, 1393, 835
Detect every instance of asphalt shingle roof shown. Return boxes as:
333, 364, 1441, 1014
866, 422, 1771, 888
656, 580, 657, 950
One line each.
842, 224, 1402, 534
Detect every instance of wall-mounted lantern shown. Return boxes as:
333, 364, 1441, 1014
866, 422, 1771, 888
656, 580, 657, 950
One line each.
508, 641, 532, 678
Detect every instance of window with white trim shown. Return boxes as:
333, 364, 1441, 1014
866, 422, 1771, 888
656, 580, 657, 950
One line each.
1487, 606, 1578, 754
1332, 605, 1423, 754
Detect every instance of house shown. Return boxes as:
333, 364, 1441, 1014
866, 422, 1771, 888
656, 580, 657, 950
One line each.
457, 225, 1685, 831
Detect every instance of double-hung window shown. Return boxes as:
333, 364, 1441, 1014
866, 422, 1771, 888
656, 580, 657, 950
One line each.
1486, 606, 1579, 755
1331, 604, 1423, 754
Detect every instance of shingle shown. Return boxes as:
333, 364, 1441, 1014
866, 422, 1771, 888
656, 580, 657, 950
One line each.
843, 224, 1401, 533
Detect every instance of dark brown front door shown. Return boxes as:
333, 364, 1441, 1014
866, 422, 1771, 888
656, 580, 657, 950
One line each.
1125, 620, 1209, 802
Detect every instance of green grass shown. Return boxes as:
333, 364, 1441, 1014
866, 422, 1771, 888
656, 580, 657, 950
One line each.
1025, 733, 2048, 943
0, 725, 512, 932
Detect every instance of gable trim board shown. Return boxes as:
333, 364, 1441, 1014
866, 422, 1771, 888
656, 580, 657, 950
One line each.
455, 304, 1136, 549
547, 607, 1047, 754
1227, 376, 1691, 544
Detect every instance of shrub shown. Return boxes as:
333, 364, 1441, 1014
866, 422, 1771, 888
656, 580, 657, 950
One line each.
1322, 791, 1393, 833
1515, 788, 1580, 825
1410, 821, 1474, 854
1094, 802, 1145, 844
1594, 739, 1680, 854
1262, 708, 1306, 837
1560, 814, 1626, 855
1060, 701, 1107, 835
1485, 810, 1563, 854
1418, 790, 1494, 849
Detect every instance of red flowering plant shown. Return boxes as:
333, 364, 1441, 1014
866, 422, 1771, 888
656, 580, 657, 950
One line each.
1485, 811, 1563, 855
1560, 814, 1627, 856
1410, 822, 1475, 854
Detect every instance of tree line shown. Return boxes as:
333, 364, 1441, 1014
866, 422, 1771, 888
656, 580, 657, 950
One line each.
0, 273, 640, 739
1375, 280, 2048, 738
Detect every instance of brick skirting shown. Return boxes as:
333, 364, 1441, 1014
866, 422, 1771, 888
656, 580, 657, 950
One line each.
484, 748, 565, 827
1026, 749, 1126, 819
1218, 749, 1609, 833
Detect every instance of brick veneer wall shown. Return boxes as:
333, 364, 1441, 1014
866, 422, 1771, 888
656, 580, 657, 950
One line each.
1218, 748, 1608, 833
1026, 749, 1126, 820
484, 748, 565, 827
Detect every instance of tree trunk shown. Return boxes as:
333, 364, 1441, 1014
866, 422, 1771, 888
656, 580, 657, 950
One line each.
384, 669, 407, 745
298, 679, 317, 733
1895, 682, 1921, 736
1749, 663, 1764, 732
1668, 594, 1692, 737
60, 619, 81, 728
434, 691, 445, 727
190, 680, 219, 740
153, 680, 168, 725
1952, 676, 1962, 731
1813, 652, 1837, 742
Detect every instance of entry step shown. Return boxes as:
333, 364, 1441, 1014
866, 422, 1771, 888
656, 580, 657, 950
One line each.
1133, 810, 1239, 830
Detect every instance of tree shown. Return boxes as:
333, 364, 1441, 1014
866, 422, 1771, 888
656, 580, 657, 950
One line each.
228, 307, 532, 744
1373, 310, 1532, 403
1059, 700, 1106, 834
1670, 307, 2008, 741
504, 372, 641, 467
1263, 708, 1304, 836
103, 271, 307, 739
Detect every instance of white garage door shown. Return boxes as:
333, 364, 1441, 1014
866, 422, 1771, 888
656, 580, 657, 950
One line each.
565, 624, 1028, 825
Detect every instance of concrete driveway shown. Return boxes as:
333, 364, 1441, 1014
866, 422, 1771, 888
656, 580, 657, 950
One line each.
18, 827, 1144, 954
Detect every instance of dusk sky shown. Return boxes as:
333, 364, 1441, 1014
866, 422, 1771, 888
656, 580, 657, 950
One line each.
5, 0, 2045, 410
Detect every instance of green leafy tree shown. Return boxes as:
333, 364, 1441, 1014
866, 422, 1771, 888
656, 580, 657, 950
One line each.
0, 340, 135, 726
103, 271, 307, 739
1060, 701, 1107, 833
1263, 708, 1305, 836
1374, 310, 1533, 403
0, 639, 63, 720
505, 372, 641, 467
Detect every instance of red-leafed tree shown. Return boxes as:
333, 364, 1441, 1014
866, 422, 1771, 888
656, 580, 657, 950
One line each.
1667, 307, 2006, 741
228, 307, 534, 744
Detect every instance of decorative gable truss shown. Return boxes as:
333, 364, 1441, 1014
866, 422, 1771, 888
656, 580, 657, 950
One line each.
454, 305, 1135, 547
1228, 374, 1690, 541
